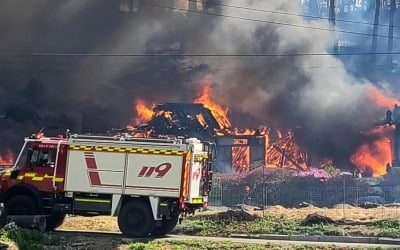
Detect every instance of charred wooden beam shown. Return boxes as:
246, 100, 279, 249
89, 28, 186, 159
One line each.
273, 144, 304, 171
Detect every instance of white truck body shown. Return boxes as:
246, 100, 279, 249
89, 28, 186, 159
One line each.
64, 136, 209, 217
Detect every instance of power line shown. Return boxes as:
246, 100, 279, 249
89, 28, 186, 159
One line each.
188, 0, 399, 29
211, 64, 391, 71
2, 51, 400, 57
141, 2, 400, 40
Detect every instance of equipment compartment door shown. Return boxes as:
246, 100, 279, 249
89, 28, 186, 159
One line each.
124, 154, 183, 198
65, 150, 125, 194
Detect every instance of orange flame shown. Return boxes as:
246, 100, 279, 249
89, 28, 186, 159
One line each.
155, 110, 172, 120
134, 99, 154, 124
0, 149, 14, 166
350, 127, 392, 177
196, 114, 207, 128
194, 78, 232, 130
368, 87, 399, 109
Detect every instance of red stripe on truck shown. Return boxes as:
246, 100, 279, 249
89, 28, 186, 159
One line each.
87, 171, 101, 186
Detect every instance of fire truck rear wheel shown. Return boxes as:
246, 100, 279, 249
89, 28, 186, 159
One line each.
151, 215, 179, 236
118, 200, 155, 237
45, 213, 66, 231
6, 195, 38, 215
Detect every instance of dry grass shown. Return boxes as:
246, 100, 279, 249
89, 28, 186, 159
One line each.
60, 216, 118, 232
258, 205, 400, 221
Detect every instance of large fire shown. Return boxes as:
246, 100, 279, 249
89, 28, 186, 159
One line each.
0, 149, 14, 166
350, 130, 392, 177
130, 78, 309, 172
134, 99, 154, 124
350, 87, 400, 177
193, 78, 232, 130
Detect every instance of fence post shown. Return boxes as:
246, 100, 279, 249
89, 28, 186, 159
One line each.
263, 185, 267, 217
343, 177, 346, 220
220, 182, 223, 207
309, 186, 312, 213
356, 186, 359, 207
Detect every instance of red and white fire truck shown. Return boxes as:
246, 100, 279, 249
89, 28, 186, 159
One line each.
0, 132, 213, 237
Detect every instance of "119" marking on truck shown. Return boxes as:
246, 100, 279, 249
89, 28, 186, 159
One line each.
138, 163, 172, 178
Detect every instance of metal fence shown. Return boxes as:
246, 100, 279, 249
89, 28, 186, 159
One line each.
208, 177, 400, 220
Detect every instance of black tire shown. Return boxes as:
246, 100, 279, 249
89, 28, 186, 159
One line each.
5, 195, 38, 215
151, 216, 179, 237
118, 200, 154, 237
46, 213, 66, 231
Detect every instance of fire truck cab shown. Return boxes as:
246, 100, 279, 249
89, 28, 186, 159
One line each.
0, 133, 213, 237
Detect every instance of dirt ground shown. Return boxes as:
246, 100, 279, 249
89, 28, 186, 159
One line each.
60, 216, 119, 232
59, 205, 400, 232
258, 205, 400, 221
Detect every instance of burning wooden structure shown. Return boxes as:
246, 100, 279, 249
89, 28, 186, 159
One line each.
126, 100, 309, 173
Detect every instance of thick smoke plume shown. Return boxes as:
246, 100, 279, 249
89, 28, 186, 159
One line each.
0, 0, 398, 170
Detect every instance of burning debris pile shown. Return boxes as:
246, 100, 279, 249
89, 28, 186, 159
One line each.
125, 81, 310, 173
134, 103, 221, 141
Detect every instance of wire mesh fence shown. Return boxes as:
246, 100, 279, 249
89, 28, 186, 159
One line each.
208, 177, 400, 220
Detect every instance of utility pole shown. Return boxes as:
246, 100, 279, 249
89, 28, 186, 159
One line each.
387, 0, 396, 67
329, 0, 339, 53
308, 0, 319, 14
370, 0, 381, 62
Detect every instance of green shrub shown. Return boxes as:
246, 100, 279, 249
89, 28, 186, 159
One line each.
0, 225, 44, 250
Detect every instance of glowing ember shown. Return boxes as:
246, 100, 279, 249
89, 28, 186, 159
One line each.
350, 136, 391, 177
135, 99, 154, 124
233, 128, 255, 135
0, 149, 14, 166
194, 78, 232, 130
368, 87, 399, 109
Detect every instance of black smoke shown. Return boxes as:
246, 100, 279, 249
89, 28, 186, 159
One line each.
0, 0, 398, 170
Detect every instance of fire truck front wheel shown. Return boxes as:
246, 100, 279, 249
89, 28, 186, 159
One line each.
5, 195, 38, 215
118, 200, 155, 237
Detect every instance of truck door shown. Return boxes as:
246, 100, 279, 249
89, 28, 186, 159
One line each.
24, 148, 57, 192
